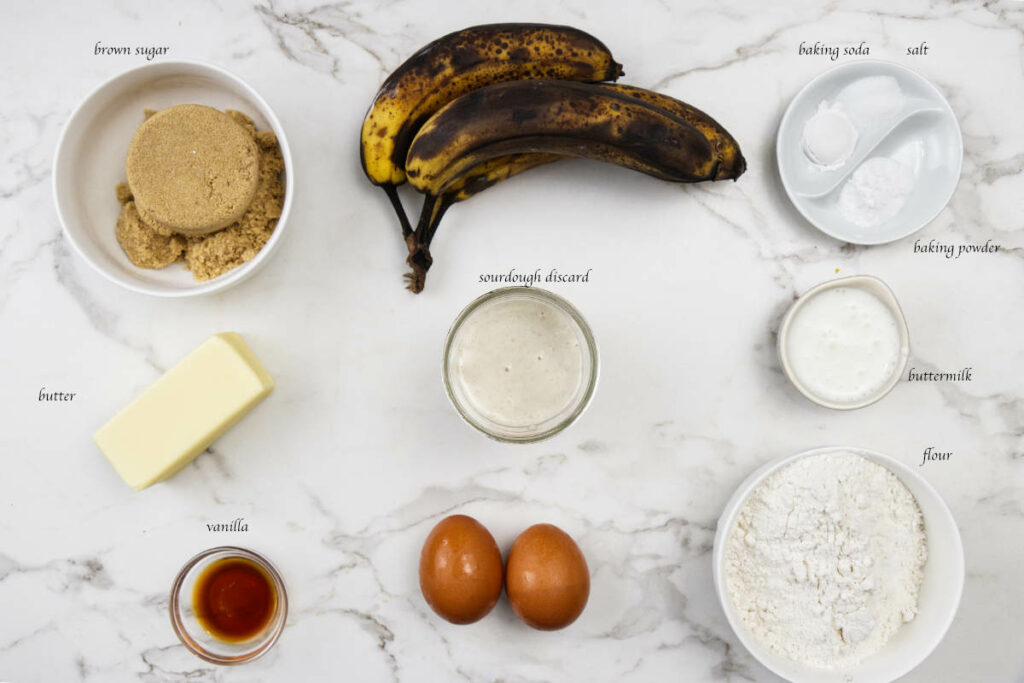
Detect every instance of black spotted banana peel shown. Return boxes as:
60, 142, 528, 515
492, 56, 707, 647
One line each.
360, 23, 623, 238
402, 80, 731, 292
407, 80, 723, 191
598, 83, 746, 179
424, 84, 745, 206
444, 153, 564, 203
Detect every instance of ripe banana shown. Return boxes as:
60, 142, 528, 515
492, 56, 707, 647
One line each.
598, 83, 746, 179
401, 79, 745, 292
406, 80, 721, 193
360, 23, 623, 236
410, 85, 745, 253
423, 85, 744, 208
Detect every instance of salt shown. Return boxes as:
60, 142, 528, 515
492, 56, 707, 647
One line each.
835, 75, 904, 122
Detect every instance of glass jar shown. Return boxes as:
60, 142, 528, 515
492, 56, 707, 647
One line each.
443, 287, 599, 443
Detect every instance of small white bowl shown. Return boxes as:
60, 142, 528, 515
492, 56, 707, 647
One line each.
778, 275, 910, 410
53, 60, 293, 297
777, 60, 962, 245
713, 446, 964, 683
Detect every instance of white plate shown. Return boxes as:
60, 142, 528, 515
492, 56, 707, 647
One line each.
53, 60, 293, 297
713, 446, 964, 683
777, 61, 962, 245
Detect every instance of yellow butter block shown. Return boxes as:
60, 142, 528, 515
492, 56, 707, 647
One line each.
94, 333, 273, 490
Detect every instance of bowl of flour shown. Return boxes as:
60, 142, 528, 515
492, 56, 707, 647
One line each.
713, 447, 963, 683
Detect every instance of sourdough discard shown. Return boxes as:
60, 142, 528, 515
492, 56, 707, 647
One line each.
725, 451, 927, 668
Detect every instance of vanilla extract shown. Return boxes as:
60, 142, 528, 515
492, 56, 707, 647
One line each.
193, 557, 275, 642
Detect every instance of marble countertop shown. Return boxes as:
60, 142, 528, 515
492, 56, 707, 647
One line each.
2, 0, 1023, 681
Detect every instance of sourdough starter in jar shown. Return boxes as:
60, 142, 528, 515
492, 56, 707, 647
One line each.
445, 288, 597, 441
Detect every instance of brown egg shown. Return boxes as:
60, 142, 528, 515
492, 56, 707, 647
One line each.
419, 514, 503, 624
505, 523, 590, 630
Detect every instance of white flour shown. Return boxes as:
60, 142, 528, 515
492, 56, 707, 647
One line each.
725, 451, 927, 669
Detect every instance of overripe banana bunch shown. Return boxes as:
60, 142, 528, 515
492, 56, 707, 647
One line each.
359, 24, 745, 293
360, 23, 623, 237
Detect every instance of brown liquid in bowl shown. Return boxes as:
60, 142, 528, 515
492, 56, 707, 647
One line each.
192, 557, 276, 642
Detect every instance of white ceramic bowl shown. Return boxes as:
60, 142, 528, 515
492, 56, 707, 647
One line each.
777, 60, 962, 245
777, 275, 911, 410
713, 446, 964, 683
53, 60, 293, 297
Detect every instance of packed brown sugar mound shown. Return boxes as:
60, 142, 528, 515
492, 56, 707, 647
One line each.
114, 105, 285, 281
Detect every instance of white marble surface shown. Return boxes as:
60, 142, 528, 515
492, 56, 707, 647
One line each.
2, 0, 1023, 681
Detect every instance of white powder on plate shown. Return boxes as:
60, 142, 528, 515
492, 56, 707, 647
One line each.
838, 156, 914, 227
802, 104, 858, 169
724, 451, 927, 669
835, 75, 904, 122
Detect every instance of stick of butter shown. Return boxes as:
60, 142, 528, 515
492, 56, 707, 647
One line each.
94, 332, 273, 490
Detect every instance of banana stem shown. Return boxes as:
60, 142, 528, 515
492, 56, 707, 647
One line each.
382, 184, 414, 240
404, 193, 456, 293
421, 195, 455, 249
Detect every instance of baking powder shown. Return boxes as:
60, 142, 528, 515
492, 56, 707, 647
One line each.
838, 156, 914, 228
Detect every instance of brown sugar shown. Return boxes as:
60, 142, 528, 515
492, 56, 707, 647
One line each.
114, 194, 186, 268
114, 107, 285, 281
184, 129, 285, 281
126, 104, 259, 235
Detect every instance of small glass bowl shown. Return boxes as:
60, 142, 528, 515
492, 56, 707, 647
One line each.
170, 546, 287, 665
443, 287, 599, 443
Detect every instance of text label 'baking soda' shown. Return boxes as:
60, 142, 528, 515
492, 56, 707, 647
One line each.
797, 41, 871, 61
